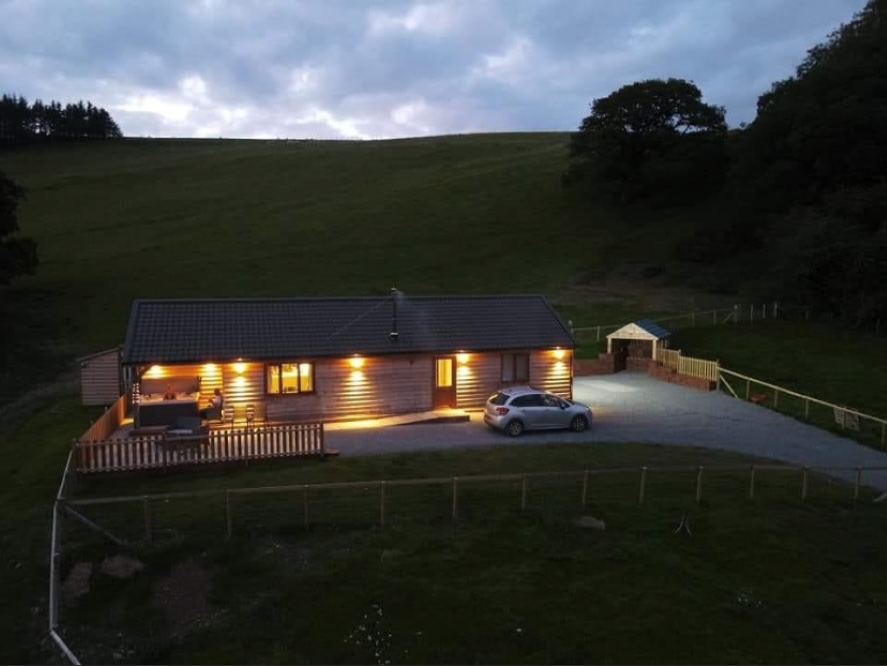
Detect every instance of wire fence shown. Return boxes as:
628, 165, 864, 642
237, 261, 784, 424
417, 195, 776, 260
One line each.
58, 464, 884, 550
49, 451, 81, 665
570, 304, 760, 345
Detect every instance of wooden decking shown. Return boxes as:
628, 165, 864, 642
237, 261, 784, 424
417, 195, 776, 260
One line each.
75, 422, 325, 474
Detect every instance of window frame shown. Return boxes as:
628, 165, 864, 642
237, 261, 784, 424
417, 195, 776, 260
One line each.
500, 352, 530, 383
264, 361, 316, 395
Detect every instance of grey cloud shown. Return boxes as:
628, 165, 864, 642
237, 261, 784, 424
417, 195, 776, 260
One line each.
0, 0, 870, 139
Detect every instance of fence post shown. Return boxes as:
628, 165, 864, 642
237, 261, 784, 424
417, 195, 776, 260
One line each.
521, 475, 527, 511
881, 422, 885, 448
638, 467, 647, 504
774, 302, 779, 319
854, 468, 861, 501
596, 326, 601, 342
745, 379, 750, 401
695, 466, 704, 502
452, 477, 459, 520
748, 466, 756, 500
805, 399, 810, 420
303, 485, 309, 530
225, 490, 232, 540
734, 304, 739, 323
774, 388, 779, 409
763, 303, 767, 319
380, 481, 386, 527
581, 470, 589, 508
712, 310, 717, 325
801, 467, 809, 501
691, 311, 696, 327
143, 497, 152, 543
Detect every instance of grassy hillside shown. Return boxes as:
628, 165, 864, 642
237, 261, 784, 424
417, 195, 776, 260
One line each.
0, 135, 723, 357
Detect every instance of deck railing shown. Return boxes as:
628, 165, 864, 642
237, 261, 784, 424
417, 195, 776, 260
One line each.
74, 422, 325, 473
79, 393, 131, 443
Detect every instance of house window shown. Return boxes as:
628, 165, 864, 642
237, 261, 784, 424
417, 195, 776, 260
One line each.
501, 353, 529, 383
266, 362, 315, 394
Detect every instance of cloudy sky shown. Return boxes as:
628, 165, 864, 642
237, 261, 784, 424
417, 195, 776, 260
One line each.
0, 0, 867, 140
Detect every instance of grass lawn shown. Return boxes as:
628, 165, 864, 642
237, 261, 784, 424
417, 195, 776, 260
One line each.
58, 444, 887, 665
671, 319, 887, 417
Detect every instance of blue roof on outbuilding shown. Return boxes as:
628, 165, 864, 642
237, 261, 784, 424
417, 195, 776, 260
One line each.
632, 320, 671, 339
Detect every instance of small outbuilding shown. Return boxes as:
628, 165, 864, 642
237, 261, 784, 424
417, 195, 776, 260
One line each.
78, 347, 123, 406
606, 320, 671, 361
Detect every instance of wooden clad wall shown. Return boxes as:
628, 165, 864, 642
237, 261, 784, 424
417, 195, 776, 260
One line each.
455, 352, 501, 407
531, 350, 572, 399
222, 363, 265, 419
79, 348, 122, 406
267, 356, 433, 422
455, 349, 573, 407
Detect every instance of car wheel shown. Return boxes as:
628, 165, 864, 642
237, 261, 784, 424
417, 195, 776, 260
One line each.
570, 415, 588, 432
506, 420, 524, 437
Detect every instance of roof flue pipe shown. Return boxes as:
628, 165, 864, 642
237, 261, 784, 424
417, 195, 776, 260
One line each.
389, 287, 399, 342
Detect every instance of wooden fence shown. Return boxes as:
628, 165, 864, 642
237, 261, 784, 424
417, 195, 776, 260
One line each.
79, 393, 130, 443
74, 422, 325, 473
654, 348, 720, 381
62, 463, 887, 545
656, 348, 681, 369
718, 368, 887, 448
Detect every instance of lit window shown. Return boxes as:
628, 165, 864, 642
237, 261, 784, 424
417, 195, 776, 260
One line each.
266, 362, 315, 394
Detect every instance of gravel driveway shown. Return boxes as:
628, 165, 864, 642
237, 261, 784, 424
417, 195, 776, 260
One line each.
325, 373, 887, 491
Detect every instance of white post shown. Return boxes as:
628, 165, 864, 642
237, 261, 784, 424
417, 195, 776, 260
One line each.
607, 338, 612, 354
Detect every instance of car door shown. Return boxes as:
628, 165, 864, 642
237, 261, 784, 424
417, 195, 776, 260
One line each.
539, 393, 567, 428
511, 394, 545, 428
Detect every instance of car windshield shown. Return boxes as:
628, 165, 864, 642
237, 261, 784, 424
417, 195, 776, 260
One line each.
488, 392, 509, 406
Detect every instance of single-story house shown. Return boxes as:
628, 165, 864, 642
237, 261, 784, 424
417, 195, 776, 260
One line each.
121, 293, 575, 426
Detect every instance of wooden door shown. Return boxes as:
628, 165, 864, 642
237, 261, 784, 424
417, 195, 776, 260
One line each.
433, 357, 456, 408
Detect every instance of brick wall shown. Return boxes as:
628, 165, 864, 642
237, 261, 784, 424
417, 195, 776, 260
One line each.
575, 353, 620, 375
626, 357, 654, 372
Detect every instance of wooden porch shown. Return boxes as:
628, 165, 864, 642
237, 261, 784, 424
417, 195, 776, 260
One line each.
76, 394, 325, 474
75, 422, 325, 474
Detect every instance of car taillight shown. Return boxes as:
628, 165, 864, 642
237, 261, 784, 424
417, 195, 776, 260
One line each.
496, 407, 510, 415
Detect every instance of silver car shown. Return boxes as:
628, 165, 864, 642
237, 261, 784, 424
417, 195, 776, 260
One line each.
483, 386, 593, 437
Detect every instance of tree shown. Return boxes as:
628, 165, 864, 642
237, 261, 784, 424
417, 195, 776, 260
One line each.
723, 0, 887, 325
0, 171, 38, 285
565, 78, 728, 206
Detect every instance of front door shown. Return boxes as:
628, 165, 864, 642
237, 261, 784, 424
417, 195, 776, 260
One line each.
434, 357, 457, 408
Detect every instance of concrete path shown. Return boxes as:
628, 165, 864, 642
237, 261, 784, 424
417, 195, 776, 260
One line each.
324, 373, 887, 491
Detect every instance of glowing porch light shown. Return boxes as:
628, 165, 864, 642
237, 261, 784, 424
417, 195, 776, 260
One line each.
202, 363, 218, 375
553, 348, 566, 360
146, 365, 164, 378
349, 356, 365, 369
233, 362, 247, 374
456, 353, 469, 365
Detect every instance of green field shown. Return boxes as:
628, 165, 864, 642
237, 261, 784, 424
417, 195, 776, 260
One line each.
671, 320, 887, 418
0, 135, 727, 357
3, 136, 887, 664
59, 443, 886, 665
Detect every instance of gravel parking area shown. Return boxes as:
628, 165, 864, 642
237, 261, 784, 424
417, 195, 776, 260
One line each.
325, 373, 887, 491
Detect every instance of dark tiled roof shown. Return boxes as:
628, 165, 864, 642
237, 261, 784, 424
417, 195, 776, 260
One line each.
634, 320, 671, 339
122, 295, 575, 364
